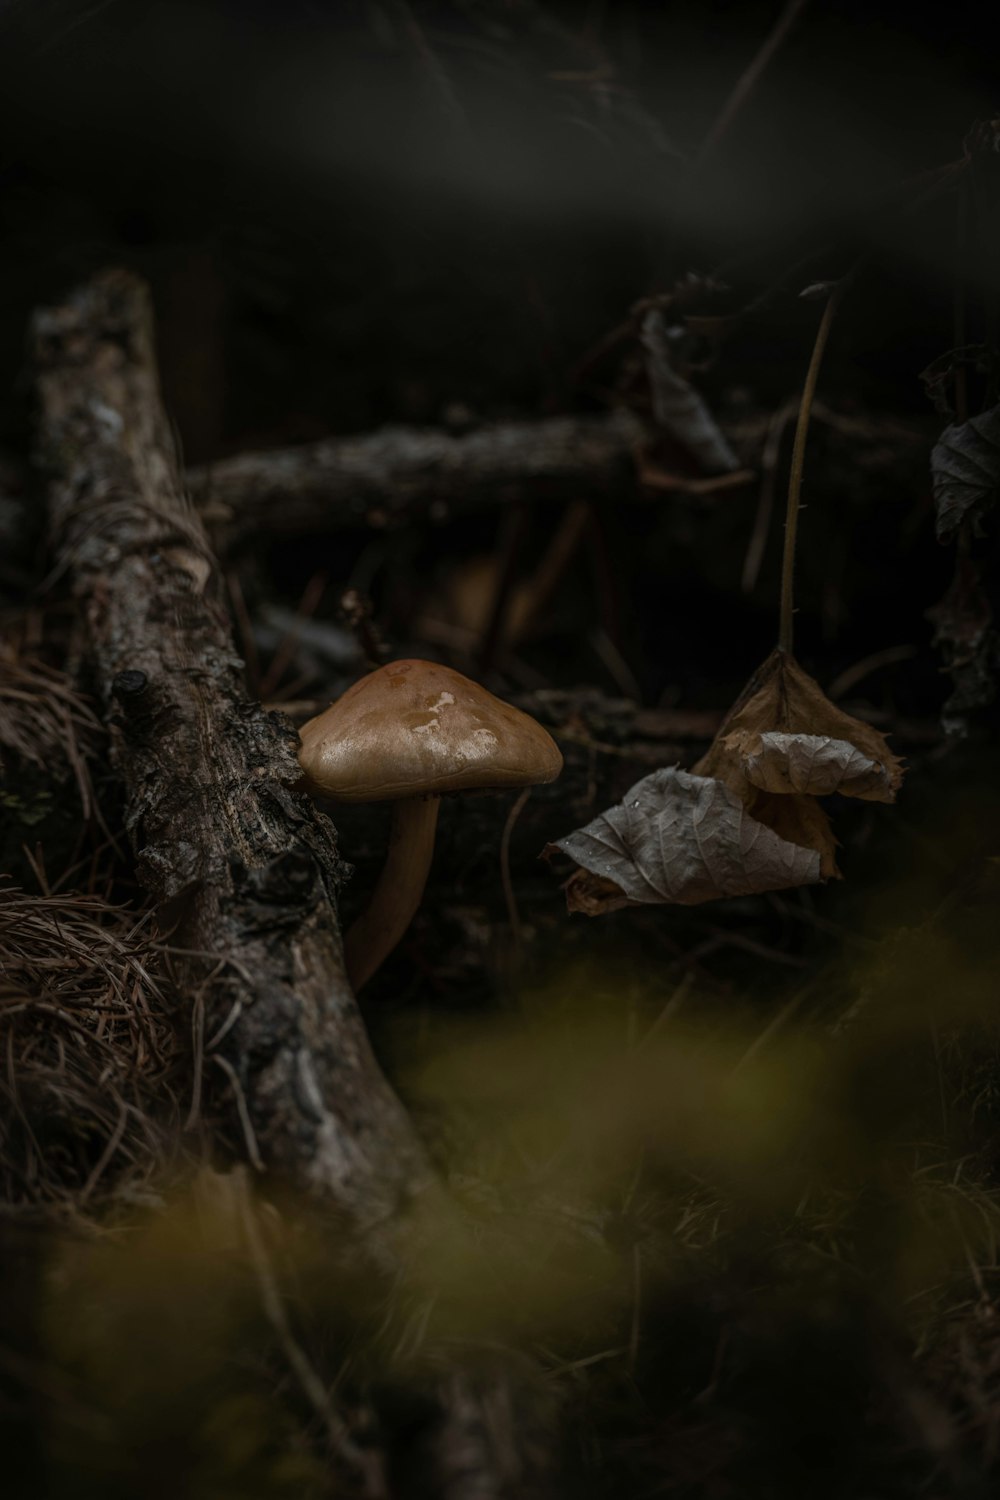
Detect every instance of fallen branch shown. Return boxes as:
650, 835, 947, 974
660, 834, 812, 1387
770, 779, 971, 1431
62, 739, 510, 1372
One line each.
189, 410, 644, 548
32, 269, 552, 1496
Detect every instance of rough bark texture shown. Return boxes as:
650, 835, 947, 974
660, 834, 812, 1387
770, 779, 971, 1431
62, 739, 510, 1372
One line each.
189, 410, 644, 548
33, 268, 434, 1237
32, 269, 558, 1499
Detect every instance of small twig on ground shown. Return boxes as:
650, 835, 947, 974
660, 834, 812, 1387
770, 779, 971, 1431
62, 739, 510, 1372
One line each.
500, 788, 532, 957
259, 571, 328, 698
828, 644, 917, 700
506, 500, 592, 650
478, 503, 532, 674
233, 1165, 387, 1496
225, 570, 262, 698
212, 1055, 265, 1173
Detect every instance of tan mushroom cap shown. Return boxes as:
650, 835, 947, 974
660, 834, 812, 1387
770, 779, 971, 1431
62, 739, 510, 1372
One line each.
298, 659, 563, 801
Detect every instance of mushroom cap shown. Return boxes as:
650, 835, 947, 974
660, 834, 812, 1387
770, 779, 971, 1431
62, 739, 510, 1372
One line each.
297, 659, 563, 801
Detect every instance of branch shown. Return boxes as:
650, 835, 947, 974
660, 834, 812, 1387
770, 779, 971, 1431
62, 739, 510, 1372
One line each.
189, 411, 644, 548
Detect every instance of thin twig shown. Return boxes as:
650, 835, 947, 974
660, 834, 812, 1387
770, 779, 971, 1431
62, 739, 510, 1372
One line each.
226, 570, 262, 698
380, 0, 470, 140
78, 1096, 129, 1203
779, 284, 844, 653
185, 987, 205, 1133
742, 398, 798, 594
954, 177, 971, 426
213, 1054, 265, 1171
233, 1166, 386, 1494
500, 788, 532, 956
637, 974, 694, 1050
260, 571, 328, 699
478, 504, 532, 673
828, 643, 917, 700
628, 1242, 642, 1374
697, 0, 810, 165
506, 499, 592, 649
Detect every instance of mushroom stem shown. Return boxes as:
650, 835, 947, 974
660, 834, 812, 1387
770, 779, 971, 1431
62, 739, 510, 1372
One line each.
344, 796, 441, 991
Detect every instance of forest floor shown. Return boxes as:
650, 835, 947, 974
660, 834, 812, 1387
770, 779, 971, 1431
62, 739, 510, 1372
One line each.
3, 3, 1000, 1497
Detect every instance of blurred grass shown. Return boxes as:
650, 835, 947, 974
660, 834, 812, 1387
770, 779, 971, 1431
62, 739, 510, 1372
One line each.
6, 855, 998, 1496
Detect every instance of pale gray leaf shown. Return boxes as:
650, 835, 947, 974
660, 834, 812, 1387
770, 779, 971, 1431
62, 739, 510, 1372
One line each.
552, 766, 821, 906
737, 731, 896, 802
640, 310, 739, 475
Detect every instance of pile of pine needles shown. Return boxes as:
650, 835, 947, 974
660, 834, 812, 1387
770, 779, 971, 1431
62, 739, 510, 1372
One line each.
0, 884, 181, 1212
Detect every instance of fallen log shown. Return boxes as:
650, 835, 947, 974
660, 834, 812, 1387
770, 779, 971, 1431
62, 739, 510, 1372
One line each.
189, 409, 645, 548
32, 268, 552, 1498
33, 268, 428, 1234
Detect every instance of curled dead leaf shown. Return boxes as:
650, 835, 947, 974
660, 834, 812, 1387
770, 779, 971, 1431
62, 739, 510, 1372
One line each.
544, 651, 901, 917
726, 730, 897, 802
745, 789, 839, 881
562, 869, 631, 917
544, 766, 822, 914
692, 649, 901, 878
640, 309, 739, 475
695, 650, 904, 803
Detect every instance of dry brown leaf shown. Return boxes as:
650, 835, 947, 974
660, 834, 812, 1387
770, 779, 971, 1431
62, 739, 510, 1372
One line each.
544, 766, 822, 914
695, 650, 904, 798
727, 730, 897, 802
562, 869, 632, 916
690, 649, 902, 878
545, 651, 900, 915
702, 651, 902, 784
746, 790, 839, 881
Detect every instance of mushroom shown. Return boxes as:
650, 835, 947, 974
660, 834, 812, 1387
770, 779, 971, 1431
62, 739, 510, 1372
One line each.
297, 659, 563, 990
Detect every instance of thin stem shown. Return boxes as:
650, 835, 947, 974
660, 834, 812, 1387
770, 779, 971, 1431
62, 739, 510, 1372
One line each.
954, 176, 970, 426
344, 796, 440, 991
779, 285, 843, 654
698, 0, 810, 166
500, 786, 531, 957
478, 502, 531, 673
232, 1166, 378, 1484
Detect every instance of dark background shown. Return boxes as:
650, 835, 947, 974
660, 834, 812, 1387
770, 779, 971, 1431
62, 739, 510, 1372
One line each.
0, 0, 994, 716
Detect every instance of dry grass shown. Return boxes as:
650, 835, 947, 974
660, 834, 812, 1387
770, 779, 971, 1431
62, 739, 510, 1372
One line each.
0, 634, 103, 820
0, 882, 182, 1211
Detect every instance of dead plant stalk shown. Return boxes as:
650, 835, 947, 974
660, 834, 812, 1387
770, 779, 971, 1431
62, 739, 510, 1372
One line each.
780, 285, 844, 654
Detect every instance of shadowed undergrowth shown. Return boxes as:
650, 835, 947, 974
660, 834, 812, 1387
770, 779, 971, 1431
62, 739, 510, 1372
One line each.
5, 821, 1000, 1498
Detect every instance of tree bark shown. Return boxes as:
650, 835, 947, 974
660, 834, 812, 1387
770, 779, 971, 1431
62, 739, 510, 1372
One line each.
33, 267, 431, 1236
189, 410, 644, 549
32, 269, 553, 1497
